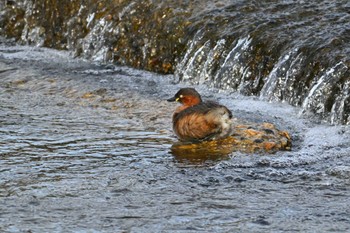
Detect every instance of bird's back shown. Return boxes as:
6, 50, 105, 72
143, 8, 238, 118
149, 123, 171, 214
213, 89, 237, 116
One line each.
173, 101, 234, 142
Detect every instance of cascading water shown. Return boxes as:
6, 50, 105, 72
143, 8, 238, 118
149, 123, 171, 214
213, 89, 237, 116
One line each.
0, 0, 349, 124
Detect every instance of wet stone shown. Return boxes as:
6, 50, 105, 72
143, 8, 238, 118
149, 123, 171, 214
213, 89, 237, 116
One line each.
263, 129, 275, 135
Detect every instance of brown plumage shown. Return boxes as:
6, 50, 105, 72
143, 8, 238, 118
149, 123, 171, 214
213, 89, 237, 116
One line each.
167, 88, 234, 142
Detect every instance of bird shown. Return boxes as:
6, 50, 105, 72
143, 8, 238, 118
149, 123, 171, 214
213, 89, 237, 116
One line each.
167, 88, 234, 142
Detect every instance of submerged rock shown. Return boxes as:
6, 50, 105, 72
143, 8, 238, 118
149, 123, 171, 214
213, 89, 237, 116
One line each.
171, 120, 292, 164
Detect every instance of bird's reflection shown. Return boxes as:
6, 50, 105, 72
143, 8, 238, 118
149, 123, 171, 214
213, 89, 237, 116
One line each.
170, 137, 238, 164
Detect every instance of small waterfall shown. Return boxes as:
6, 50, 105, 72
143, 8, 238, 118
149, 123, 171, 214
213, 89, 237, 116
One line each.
176, 36, 254, 93
213, 37, 252, 92
1, 0, 349, 124
330, 79, 350, 125
301, 62, 349, 123
259, 49, 304, 103
174, 30, 207, 83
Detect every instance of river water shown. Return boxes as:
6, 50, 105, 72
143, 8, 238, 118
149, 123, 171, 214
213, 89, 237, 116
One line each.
1, 40, 350, 232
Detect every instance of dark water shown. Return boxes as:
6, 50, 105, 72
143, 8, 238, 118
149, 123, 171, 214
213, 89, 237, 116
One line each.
0, 0, 349, 124
1, 41, 350, 232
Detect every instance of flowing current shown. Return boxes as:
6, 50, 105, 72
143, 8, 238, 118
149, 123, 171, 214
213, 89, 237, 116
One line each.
0, 40, 350, 232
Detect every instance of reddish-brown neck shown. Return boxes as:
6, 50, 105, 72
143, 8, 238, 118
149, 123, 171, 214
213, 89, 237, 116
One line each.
181, 96, 201, 107
173, 96, 201, 115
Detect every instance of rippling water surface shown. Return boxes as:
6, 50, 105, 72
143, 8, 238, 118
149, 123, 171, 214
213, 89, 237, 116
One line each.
1, 42, 350, 232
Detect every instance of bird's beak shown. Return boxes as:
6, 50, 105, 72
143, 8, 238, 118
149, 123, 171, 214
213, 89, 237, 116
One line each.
167, 96, 177, 102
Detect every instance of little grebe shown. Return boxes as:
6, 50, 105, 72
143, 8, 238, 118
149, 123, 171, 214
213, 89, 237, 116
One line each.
167, 88, 234, 142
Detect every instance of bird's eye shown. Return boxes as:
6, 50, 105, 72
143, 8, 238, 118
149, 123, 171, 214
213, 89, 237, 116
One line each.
179, 95, 183, 98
